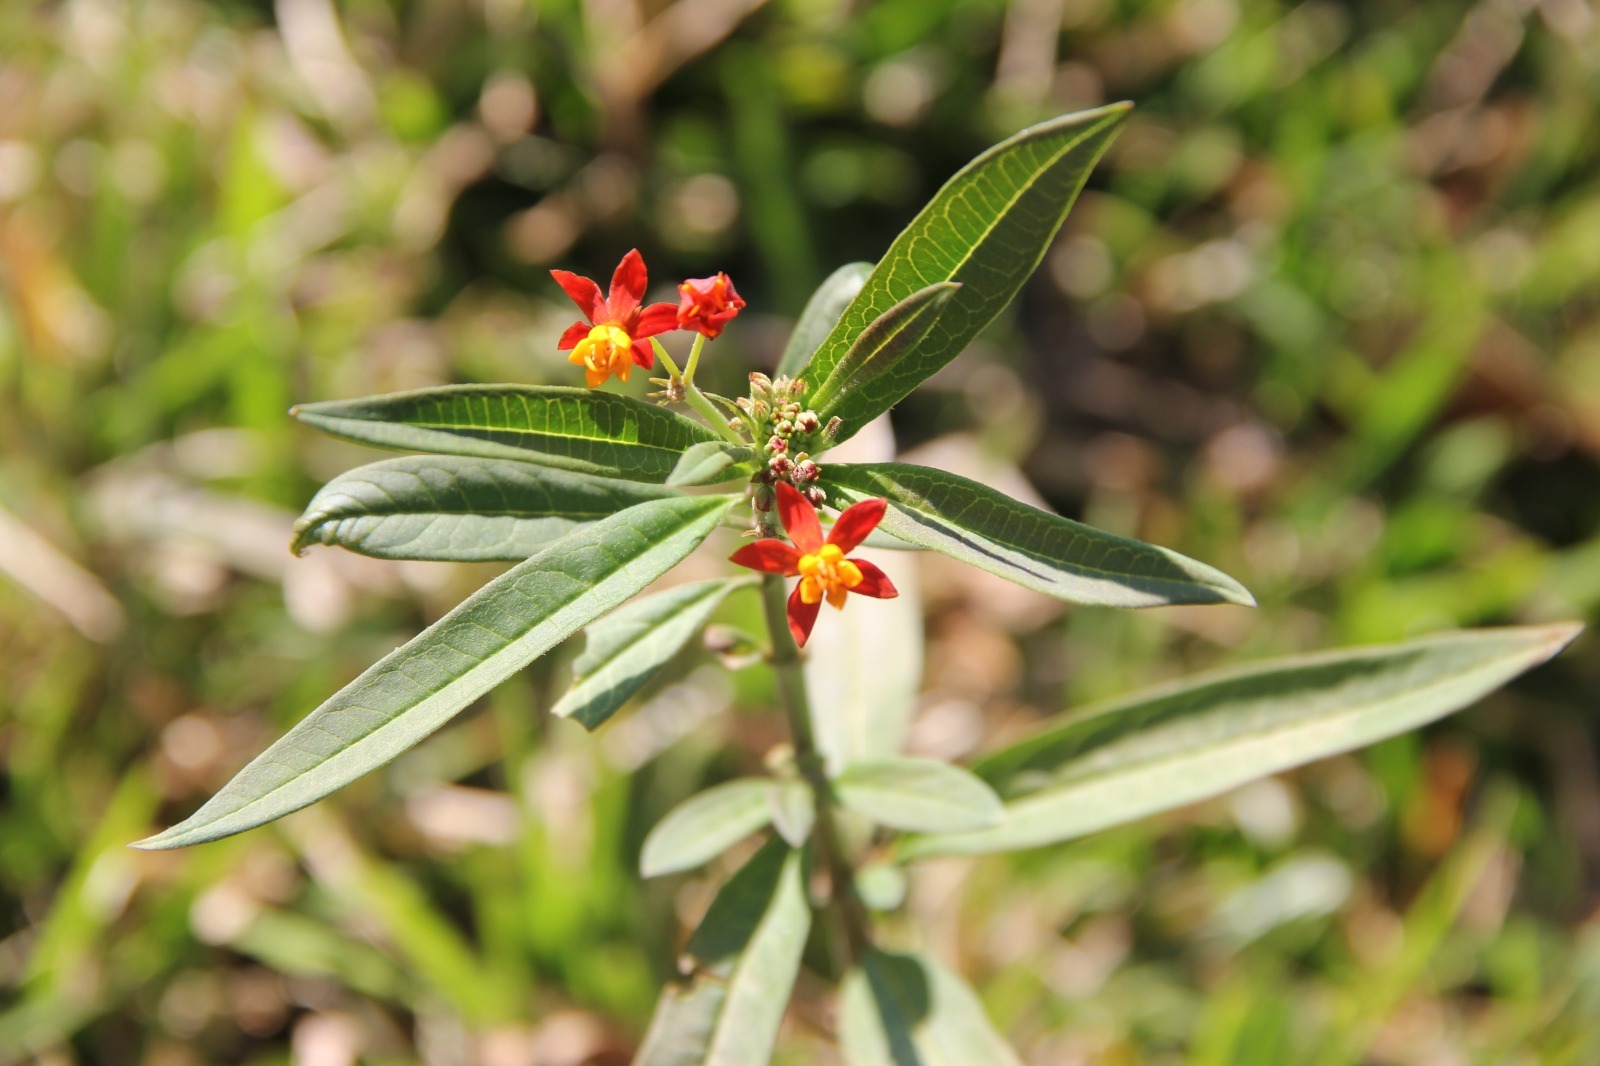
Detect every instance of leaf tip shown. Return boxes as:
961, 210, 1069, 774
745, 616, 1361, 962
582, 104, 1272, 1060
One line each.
128, 826, 184, 851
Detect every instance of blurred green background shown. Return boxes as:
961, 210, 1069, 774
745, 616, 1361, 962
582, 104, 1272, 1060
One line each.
3, 0, 1600, 1062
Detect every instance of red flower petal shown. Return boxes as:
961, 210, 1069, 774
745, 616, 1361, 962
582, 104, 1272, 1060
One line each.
550, 270, 604, 320
775, 482, 823, 554
826, 497, 887, 554
607, 249, 648, 319
630, 338, 656, 370
847, 559, 898, 599
632, 302, 681, 339
787, 581, 821, 647
556, 321, 591, 350
729, 540, 802, 574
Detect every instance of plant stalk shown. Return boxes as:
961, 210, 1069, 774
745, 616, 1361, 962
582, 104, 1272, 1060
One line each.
760, 573, 873, 966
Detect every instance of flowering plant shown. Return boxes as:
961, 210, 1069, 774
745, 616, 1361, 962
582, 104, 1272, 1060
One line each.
136, 105, 1578, 1063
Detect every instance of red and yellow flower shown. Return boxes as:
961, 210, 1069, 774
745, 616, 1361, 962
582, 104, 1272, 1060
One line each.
551, 250, 679, 387
730, 483, 898, 647
677, 272, 746, 339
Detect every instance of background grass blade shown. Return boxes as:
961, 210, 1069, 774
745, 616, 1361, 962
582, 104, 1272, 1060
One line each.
776, 261, 873, 379
839, 950, 1022, 1066
904, 625, 1582, 858
634, 841, 810, 1066
554, 578, 746, 732
834, 757, 1003, 834
291, 385, 718, 482
133, 495, 733, 850
797, 105, 1129, 443
828, 462, 1254, 608
291, 455, 678, 561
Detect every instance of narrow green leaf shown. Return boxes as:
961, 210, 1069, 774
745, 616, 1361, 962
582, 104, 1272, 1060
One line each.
668, 440, 763, 487
799, 105, 1129, 442
639, 779, 775, 878
839, 950, 1022, 1066
554, 578, 745, 731
291, 455, 677, 561
776, 261, 873, 379
828, 462, 1254, 608
766, 779, 815, 848
635, 841, 810, 1066
807, 282, 960, 418
834, 757, 1003, 833
804, 558, 924, 775
291, 384, 719, 483
904, 624, 1582, 858
132, 495, 734, 850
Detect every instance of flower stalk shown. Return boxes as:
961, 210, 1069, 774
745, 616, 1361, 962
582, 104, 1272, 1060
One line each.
759, 572, 873, 966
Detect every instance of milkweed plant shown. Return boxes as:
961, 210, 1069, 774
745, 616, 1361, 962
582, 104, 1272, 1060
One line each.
135, 104, 1581, 1064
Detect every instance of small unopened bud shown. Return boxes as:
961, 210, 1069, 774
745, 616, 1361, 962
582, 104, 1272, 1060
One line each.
781, 402, 801, 419
823, 416, 843, 442
753, 484, 775, 511
805, 485, 827, 507
749, 372, 773, 397
776, 419, 794, 436
768, 455, 793, 478
751, 400, 769, 419
795, 459, 820, 483
767, 436, 787, 455
796, 410, 820, 434
787, 378, 808, 399
735, 396, 754, 413
729, 418, 745, 434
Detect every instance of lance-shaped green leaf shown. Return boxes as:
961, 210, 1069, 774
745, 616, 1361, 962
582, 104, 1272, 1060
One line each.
834, 757, 1003, 834
798, 104, 1129, 444
133, 495, 734, 850
776, 261, 873, 379
766, 779, 815, 848
635, 841, 810, 1066
839, 950, 1022, 1066
807, 283, 959, 420
828, 462, 1254, 608
291, 384, 719, 483
640, 779, 775, 878
668, 441, 763, 487
903, 624, 1582, 859
291, 455, 678, 561
553, 578, 745, 731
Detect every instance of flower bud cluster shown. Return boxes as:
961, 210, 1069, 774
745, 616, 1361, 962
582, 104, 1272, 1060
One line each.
735, 372, 840, 511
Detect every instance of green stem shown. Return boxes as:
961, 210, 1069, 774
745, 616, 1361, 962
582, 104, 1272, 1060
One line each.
652, 337, 746, 445
759, 573, 873, 966
650, 338, 683, 380
683, 332, 707, 382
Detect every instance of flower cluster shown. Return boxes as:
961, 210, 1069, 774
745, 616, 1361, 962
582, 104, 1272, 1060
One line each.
736, 373, 842, 513
730, 483, 897, 646
552, 251, 743, 388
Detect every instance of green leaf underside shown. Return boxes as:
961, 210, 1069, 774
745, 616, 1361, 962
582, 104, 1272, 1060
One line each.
767, 780, 815, 848
905, 624, 1581, 858
291, 384, 718, 483
640, 778, 775, 878
798, 105, 1129, 443
808, 283, 959, 418
291, 455, 678, 561
555, 578, 745, 732
634, 841, 810, 1066
828, 463, 1254, 608
834, 757, 1003, 833
133, 495, 734, 850
839, 950, 1022, 1066
776, 261, 873, 379
668, 441, 763, 487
